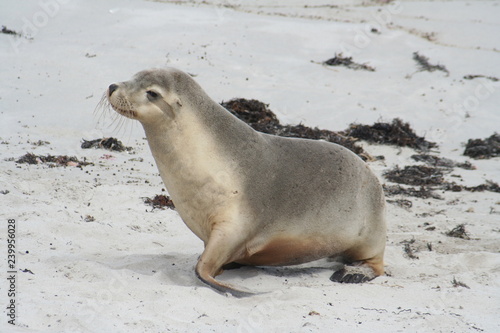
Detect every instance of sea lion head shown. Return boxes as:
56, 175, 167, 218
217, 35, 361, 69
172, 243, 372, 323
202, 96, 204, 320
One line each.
106, 68, 185, 124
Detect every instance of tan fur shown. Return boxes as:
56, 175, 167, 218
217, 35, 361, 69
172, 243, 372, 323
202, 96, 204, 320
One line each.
105, 68, 387, 297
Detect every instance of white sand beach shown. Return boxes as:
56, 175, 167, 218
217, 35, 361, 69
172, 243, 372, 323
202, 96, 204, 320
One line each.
1, 1, 499, 332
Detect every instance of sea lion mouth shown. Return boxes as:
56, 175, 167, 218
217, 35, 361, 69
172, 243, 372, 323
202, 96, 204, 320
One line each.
109, 103, 137, 119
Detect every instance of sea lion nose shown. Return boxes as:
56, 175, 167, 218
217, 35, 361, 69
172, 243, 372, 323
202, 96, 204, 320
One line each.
108, 84, 118, 96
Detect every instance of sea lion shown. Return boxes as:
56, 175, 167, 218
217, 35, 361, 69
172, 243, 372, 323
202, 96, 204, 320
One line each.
104, 68, 386, 297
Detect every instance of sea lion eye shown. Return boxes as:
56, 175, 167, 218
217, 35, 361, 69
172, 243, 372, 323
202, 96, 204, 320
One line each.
146, 90, 159, 100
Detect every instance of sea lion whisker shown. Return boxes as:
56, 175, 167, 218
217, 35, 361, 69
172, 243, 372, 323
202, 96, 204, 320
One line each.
93, 93, 111, 126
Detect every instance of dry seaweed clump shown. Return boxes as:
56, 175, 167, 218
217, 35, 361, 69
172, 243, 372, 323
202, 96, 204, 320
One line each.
412, 52, 449, 76
1, 26, 20, 36
143, 195, 175, 210
411, 154, 474, 170
276, 124, 363, 156
221, 98, 366, 159
445, 224, 470, 240
385, 145, 498, 195
16, 153, 92, 168
81, 137, 133, 152
383, 184, 442, 200
444, 180, 500, 193
344, 118, 437, 151
451, 277, 470, 289
463, 74, 499, 82
323, 54, 375, 72
385, 164, 500, 195
401, 239, 419, 260
463, 133, 500, 159
222, 100, 440, 159
221, 99, 280, 133
384, 165, 444, 186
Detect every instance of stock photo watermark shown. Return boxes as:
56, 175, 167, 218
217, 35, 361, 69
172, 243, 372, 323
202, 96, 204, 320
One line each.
237, 291, 285, 333
429, 78, 497, 144
6, 219, 17, 326
339, 1, 402, 57
8, 0, 72, 53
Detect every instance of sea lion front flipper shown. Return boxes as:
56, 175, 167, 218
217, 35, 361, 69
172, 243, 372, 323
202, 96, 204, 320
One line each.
195, 228, 254, 297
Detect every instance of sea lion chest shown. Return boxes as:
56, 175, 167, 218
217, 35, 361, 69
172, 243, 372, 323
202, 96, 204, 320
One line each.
144, 112, 243, 241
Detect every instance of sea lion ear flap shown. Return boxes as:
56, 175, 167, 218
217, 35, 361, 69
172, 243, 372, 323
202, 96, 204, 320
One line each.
176, 97, 182, 107
153, 98, 176, 118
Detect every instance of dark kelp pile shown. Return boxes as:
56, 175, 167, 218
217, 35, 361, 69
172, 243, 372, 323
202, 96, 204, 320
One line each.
143, 194, 176, 210
463, 133, 500, 159
382, 149, 497, 199
384, 165, 444, 187
411, 154, 474, 170
384, 162, 500, 196
446, 180, 500, 193
16, 153, 92, 168
383, 142, 499, 197
222, 98, 439, 161
383, 184, 442, 200
322, 54, 375, 72
221, 98, 366, 159
343, 118, 437, 151
170, 97, 500, 200
81, 137, 133, 152
221, 98, 281, 133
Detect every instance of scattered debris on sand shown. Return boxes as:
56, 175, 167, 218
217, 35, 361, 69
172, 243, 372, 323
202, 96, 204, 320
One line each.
386, 199, 413, 210
343, 118, 437, 151
463, 74, 499, 82
221, 98, 366, 159
383, 184, 442, 199
143, 195, 176, 210
463, 133, 500, 159
83, 215, 96, 222
401, 239, 419, 260
15, 153, 92, 168
444, 180, 500, 193
384, 165, 444, 186
1, 26, 21, 36
322, 53, 375, 72
30, 140, 51, 147
451, 277, 470, 289
384, 163, 500, 195
384, 142, 499, 197
81, 137, 133, 152
411, 154, 474, 170
411, 52, 449, 76
445, 224, 470, 240
20, 268, 34, 275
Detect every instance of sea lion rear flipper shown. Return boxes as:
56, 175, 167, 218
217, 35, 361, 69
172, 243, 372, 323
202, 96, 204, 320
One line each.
329, 256, 384, 284
330, 268, 373, 283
